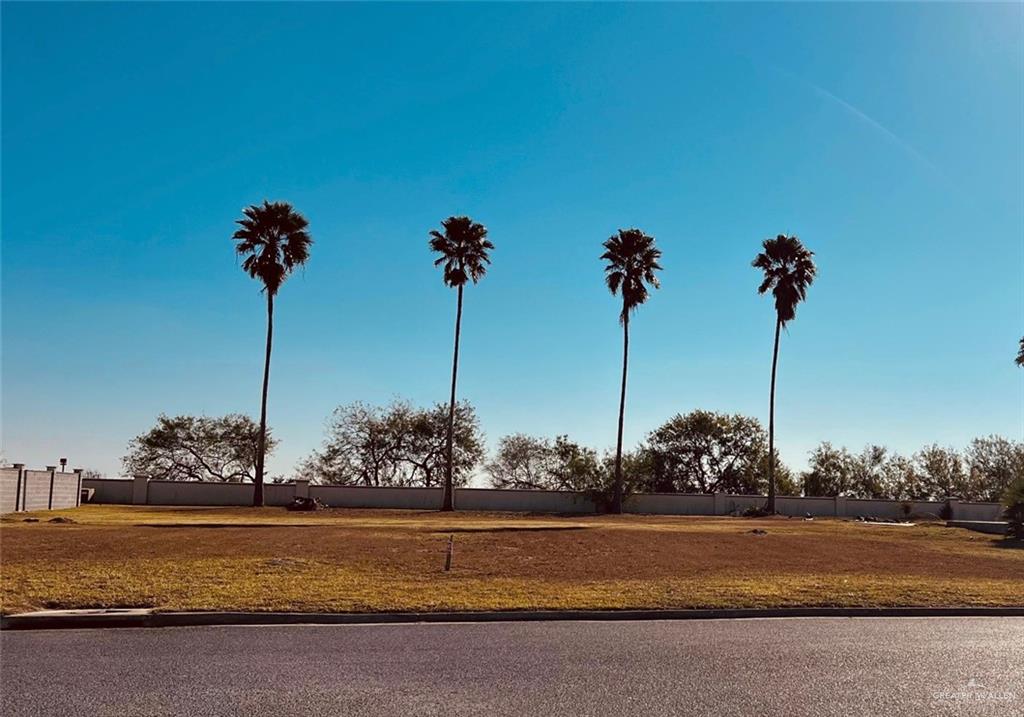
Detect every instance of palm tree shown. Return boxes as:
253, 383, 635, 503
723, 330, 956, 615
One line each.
752, 234, 816, 513
233, 200, 312, 507
1016, 337, 1024, 367
429, 216, 493, 511
601, 228, 662, 514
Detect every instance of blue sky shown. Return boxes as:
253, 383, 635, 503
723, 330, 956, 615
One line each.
2, 2, 1021, 480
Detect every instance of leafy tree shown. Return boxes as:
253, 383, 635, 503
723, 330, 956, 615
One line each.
487, 434, 555, 490
487, 434, 602, 491
912, 444, 971, 500
802, 442, 855, 497
601, 228, 662, 513
548, 436, 605, 491
848, 445, 893, 499
965, 435, 1024, 502
803, 443, 921, 499
300, 399, 484, 487
233, 200, 312, 506
300, 401, 409, 486
585, 447, 656, 509
752, 234, 816, 512
402, 401, 485, 488
429, 216, 493, 511
646, 410, 769, 494
751, 449, 799, 497
619, 448, 657, 491
1016, 337, 1024, 367
880, 453, 924, 500
800, 439, 1023, 501
123, 414, 273, 482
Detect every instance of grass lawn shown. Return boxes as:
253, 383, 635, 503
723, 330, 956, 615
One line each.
1, 505, 1021, 614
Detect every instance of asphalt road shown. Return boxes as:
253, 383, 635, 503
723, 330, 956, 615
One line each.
2, 617, 1022, 716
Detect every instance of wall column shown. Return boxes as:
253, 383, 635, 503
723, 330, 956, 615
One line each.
13, 463, 25, 512
834, 495, 847, 518
46, 466, 57, 510
713, 492, 726, 516
132, 476, 149, 505
74, 469, 84, 507
946, 497, 960, 520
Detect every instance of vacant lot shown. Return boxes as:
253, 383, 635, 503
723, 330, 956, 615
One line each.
1, 506, 1021, 614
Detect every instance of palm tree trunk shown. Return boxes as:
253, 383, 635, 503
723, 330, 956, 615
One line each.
766, 314, 781, 513
442, 285, 464, 511
612, 309, 629, 514
253, 292, 274, 508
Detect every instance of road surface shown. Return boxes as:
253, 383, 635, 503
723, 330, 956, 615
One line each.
2, 617, 1022, 716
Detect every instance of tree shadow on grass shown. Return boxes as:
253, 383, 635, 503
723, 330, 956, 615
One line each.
136, 523, 323, 529
991, 539, 1024, 550
428, 526, 590, 534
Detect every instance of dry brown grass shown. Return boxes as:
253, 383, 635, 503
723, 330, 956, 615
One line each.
2, 505, 1021, 614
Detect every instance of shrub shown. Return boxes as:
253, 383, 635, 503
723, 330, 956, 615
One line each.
1002, 476, 1024, 541
584, 473, 639, 513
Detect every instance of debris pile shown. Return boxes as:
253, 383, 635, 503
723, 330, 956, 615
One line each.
285, 497, 325, 512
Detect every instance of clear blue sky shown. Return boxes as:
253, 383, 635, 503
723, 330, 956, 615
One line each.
2, 2, 1021, 479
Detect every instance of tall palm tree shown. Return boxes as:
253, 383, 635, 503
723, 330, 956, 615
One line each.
233, 200, 312, 507
601, 228, 662, 514
430, 216, 493, 511
752, 234, 816, 513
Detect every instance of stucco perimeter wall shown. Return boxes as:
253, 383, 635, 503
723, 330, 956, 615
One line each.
457, 488, 597, 514
909, 501, 947, 517
776, 496, 837, 516
720, 494, 769, 515
264, 483, 298, 506
147, 480, 254, 506
76, 478, 1006, 521
83, 479, 299, 507
83, 478, 134, 504
625, 493, 715, 515
310, 485, 443, 510
955, 502, 1004, 521
846, 499, 904, 520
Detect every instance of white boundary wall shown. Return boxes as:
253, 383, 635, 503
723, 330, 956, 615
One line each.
310, 485, 442, 510
85, 478, 134, 504
77, 477, 1006, 521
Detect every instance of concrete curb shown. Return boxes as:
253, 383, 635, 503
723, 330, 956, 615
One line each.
4, 606, 1024, 631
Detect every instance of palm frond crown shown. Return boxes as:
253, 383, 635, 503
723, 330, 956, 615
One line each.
233, 200, 312, 295
752, 234, 816, 325
601, 228, 663, 324
428, 216, 493, 288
